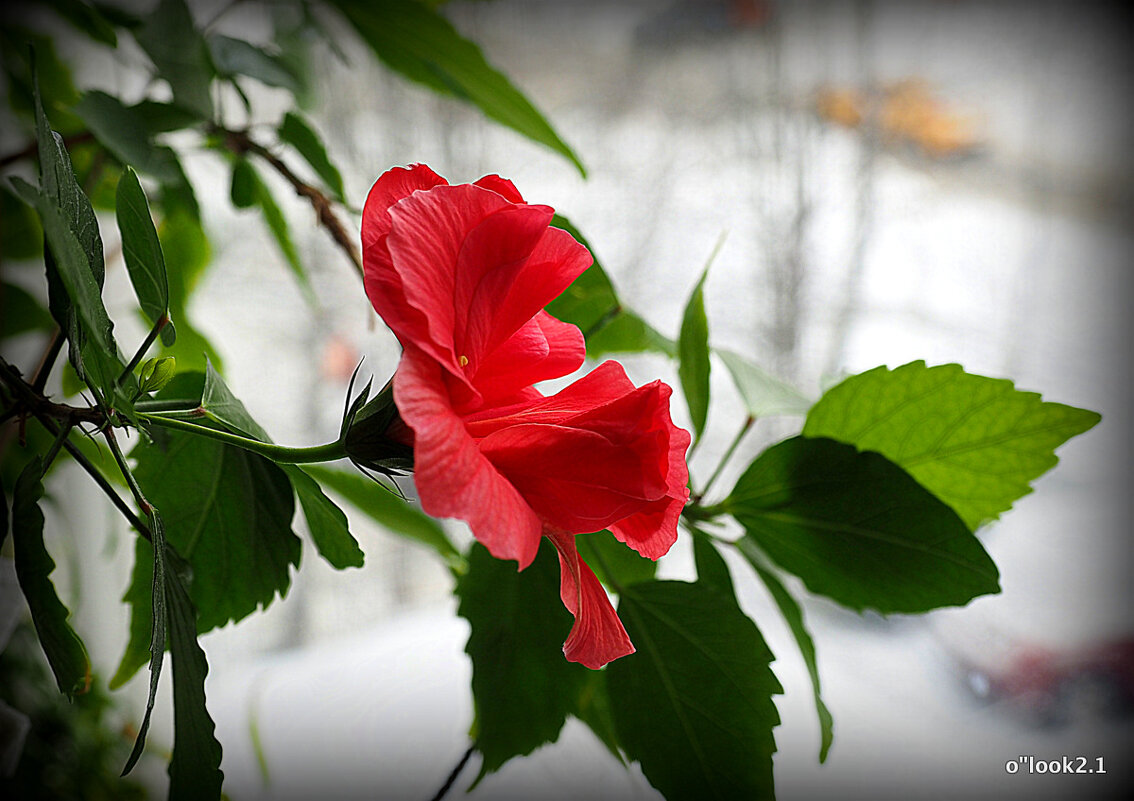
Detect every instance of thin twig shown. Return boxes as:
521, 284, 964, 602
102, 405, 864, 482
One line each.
429, 745, 475, 801
214, 125, 364, 278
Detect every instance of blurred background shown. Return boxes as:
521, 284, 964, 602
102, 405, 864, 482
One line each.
2, 0, 1132, 798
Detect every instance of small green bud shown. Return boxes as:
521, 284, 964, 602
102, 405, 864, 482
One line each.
139, 356, 176, 394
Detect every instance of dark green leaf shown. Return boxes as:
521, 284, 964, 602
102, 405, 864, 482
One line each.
229, 158, 256, 209
11, 457, 91, 697
457, 541, 588, 778
736, 538, 834, 763
678, 267, 711, 442
207, 34, 301, 94
73, 91, 185, 185
606, 580, 781, 801
116, 167, 173, 345
278, 111, 345, 202
575, 529, 656, 590
134, 0, 214, 119
718, 348, 811, 418
200, 359, 269, 440
111, 537, 153, 690
726, 436, 1000, 613
164, 549, 224, 801
0, 27, 81, 129
285, 466, 364, 569
690, 530, 733, 595
1, 182, 44, 260
121, 511, 168, 775
572, 670, 624, 764
2, 282, 54, 338
130, 99, 203, 135
303, 465, 460, 566
112, 432, 300, 684
41, 0, 118, 46
802, 361, 1102, 530
331, 0, 584, 175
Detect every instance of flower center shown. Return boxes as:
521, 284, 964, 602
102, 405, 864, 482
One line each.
458, 355, 469, 368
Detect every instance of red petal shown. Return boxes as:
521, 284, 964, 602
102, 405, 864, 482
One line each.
471, 312, 584, 405
473, 174, 525, 203
547, 530, 634, 669
361, 164, 446, 250
384, 184, 513, 377
395, 346, 542, 568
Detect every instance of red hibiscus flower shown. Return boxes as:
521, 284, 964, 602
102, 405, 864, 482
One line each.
362, 165, 690, 669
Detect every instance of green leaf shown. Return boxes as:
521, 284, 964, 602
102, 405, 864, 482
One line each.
456, 541, 588, 779
726, 436, 1000, 613
802, 361, 1102, 530
278, 111, 345, 202
2, 282, 54, 338
121, 510, 168, 776
575, 529, 656, 589
116, 167, 174, 345
73, 91, 185, 185
164, 549, 225, 801
1, 182, 44, 260
134, 0, 214, 119
545, 214, 675, 357
138, 356, 176, 394
113, 431, 300, 683
331, 0, 584, 175
678, 266, 711, 442
0, 26, 81, 129
41, 0, 118, 46
206, 34, 301, 94
10, 457, 92, 698
111, 537, 154, 690
229, 158, 256, 209
200, 360, 269, 440
303, 465, 460, 566
246, 164, 315, 304
572, 670, 624, 764
718, 348, 812, 418
690, 530, 733, 595
606, 580, 781, 801
130, 99, 203, 136
736, 538, 834, 763
285, 466, 364, 569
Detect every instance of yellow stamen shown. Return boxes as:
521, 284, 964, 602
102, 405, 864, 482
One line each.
458, 355, 469, 367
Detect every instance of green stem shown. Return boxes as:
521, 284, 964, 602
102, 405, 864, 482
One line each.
118, 314, 170, 387
139, 412, 347, 464
697, 415, 754, 502
133, 398, 199, 414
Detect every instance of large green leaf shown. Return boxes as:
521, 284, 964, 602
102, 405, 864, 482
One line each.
116, 167, 174, 346
1, 181, 44, 260
802, 361, 1101, 530
736, 538, 833, 763
199, 364, 364, 570
278, 111, 346, 203
303, 465, 460, 566
207, 34, 301, 95
678, 268, 711, 441
10, 458, 91, 698
606, 579, 781, 801
2, 282, 54, 338
73, 91, 185, 185
717, 348, 812, 418
331, 0, 584, 175
545, 214, 675, 357
134, 0, 214, 119
164, 549, 224, 801
112, 432, 300, 684
456, 541, 588, 779
726, 436, 1000, 613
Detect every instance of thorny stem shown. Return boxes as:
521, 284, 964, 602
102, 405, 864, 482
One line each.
429, 745, 475, 801
213, 124, 364, 278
